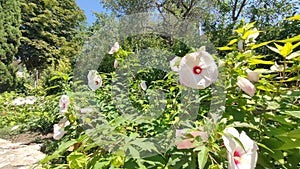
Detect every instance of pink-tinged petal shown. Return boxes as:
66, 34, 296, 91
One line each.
246, 70, 259, 82
114, 59, 118, 69
178, 48, 218, 89
170, 56, 181, 72
175, 128, 208, 149
237, 76, 256, 96
190, 131, 208, 141
87, 70, 102, 91
108, 42, 120, 54
222, 128, 258, 169
176, 139, 194, 149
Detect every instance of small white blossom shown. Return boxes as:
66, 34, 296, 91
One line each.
11, 97, 26, 106
59, 95, 70, 114
87, 70, 102, 91
53, 117, 70, 140
140, 81, 147, 91
237, 76, 256, 97
25, 96, 37, 105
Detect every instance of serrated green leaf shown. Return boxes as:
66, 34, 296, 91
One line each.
67, 152, 87, 169
40, 139, 77, 164
128, 146, 140, 158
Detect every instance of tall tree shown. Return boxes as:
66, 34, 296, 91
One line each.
17, 0, 86, 72
0, 0, 21, 92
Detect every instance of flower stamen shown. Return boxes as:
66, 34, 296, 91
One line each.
193, 65, 203, 74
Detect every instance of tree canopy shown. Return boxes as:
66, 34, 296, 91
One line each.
0, 0, 21, 92
17, 0, 86, 72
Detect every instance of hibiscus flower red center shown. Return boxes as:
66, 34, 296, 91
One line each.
233, 151, 241, 165
95, 80, 99, 85
193, 65, 203, 74
63, 103, 66, 109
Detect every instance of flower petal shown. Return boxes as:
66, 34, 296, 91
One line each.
87, 70, 102, 91
178, 49, 218, 89
237, 76, 256, 96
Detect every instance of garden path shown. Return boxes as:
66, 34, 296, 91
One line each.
0, 138, 45, 169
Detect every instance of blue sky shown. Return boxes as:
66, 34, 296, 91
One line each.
75, 0, 107, 25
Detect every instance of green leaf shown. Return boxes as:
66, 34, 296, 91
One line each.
248, 59, 274, 65
274, 43, 283, 51
286, 14, 300, 20
242, 29, 259, 40
40, 139, 77, 164
217, 46, 234, 51
244, 22, 256, 30
276, 139, 300, 150
277, 35, 300, 43
39, 153, 62, 164
292, 42, 300, 49
257, 85, 276, 92
228, 122, 260, 131
283, 111, 300, 118
257, 143, 274, 153
227, 39, 238, 45
128, 146, 140, 158
197, 146, 209, 169
280, 42, 293, 57
67, 152, 87, 169
279, 129, 300, 139
251, 41, 273, 49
